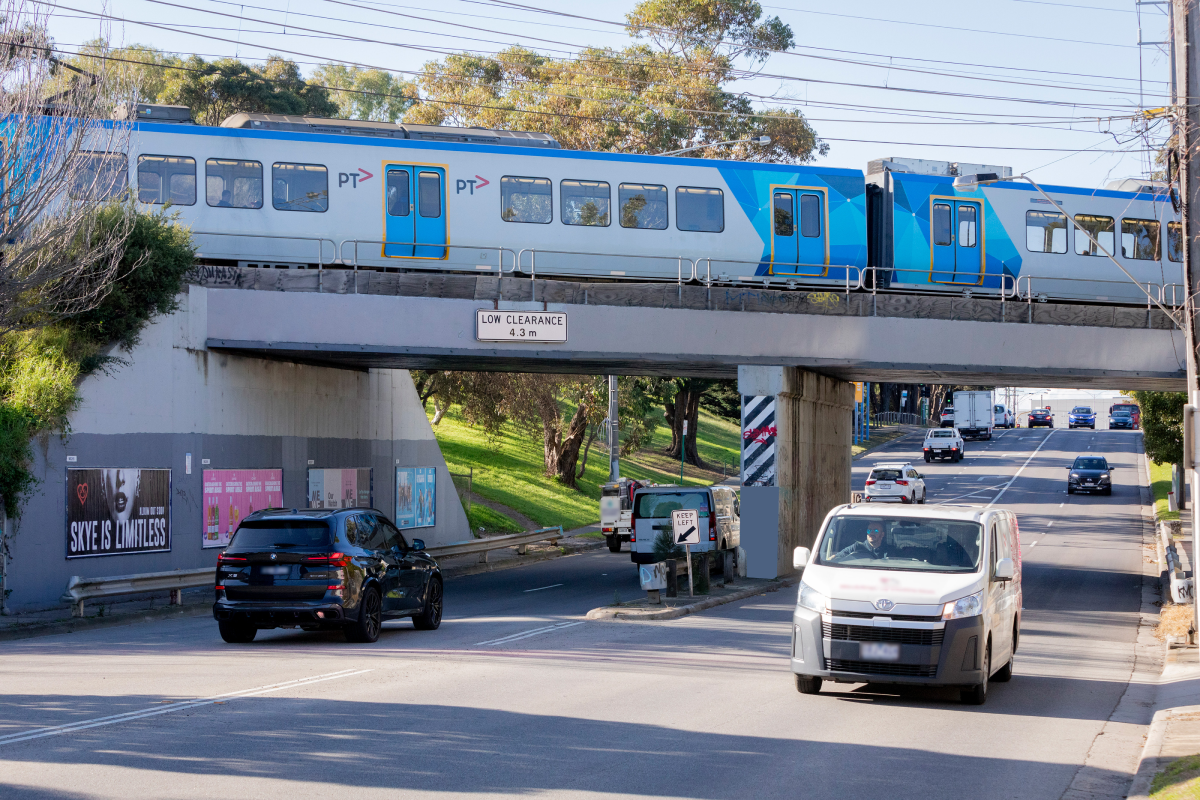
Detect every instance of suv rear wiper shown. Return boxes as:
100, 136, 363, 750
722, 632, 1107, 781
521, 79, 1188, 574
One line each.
272, 542, 298, 548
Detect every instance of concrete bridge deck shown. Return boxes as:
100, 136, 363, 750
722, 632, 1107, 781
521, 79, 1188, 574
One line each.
193, 267, 1186, 389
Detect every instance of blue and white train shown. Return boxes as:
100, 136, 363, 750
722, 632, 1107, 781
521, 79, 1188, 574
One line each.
74, 106, 1184, 306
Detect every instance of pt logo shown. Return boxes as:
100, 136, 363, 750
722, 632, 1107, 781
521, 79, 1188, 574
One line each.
338, 168, 374, 188
456, 175, 490, 194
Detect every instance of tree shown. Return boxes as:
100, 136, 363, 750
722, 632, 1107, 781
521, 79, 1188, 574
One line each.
1133, 391, 1186, 466
310, 64, 414, 122
405, 0, 824, 163
660, 378, 713, 467
159, 55, 338, 126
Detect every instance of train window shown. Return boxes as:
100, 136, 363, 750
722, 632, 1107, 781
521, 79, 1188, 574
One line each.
773, 192, 794, 236
958, 205, 977, 247
1121, 218, 1161, 260
137, 155, 195, 205
387, 171, 410, 216
1168, 222, 1183, 262
418, 172, 442, 218
70, 152, 127, 200
619, 183, 667, 229
206, 159, 262, 209
800, 194, 821, 238
932, 203, 952, 246
1026, 210, 1066, 253
501, 176, 552, 224
676, 186, 723, 232
1073, 214, 1115, 256
561, 180, 609, 226
272, 163, 327, 213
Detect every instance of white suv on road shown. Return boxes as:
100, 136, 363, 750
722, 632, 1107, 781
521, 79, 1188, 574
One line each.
994, 404, 1015, 429
865, 463, 926, 504
924, 428, 965, 462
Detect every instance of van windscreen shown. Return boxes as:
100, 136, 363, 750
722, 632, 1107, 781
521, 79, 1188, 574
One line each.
635, 492, 709, 518
814, 516, 982, 573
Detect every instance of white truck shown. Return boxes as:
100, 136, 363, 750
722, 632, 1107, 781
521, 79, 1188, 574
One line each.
953, 390, 995, 440
600, 478, 643, 553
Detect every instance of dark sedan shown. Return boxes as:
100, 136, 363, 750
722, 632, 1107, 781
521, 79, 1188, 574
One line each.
1028, 408, 1054, 428
214, 508, 443, 643
1109, 411, 1134, 429
1067, 456, 1113, 495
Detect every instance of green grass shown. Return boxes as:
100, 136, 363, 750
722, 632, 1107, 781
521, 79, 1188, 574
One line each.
1151, 754, 1200, 798
852, 423, 908, 458
430, 404, 740, 531
466, 504, 522, 535
1151, 460, 1180, 522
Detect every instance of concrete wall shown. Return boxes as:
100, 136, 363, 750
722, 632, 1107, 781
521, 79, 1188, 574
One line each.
7, 285, 468, 611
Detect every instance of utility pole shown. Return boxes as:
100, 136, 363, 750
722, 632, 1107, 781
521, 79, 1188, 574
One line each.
1174, 0, 1200, 642
608, 375, 619, 482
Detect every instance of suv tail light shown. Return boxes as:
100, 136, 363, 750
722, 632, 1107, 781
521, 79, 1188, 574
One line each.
709, 514, 716, 542
217, 554, 247, 565
303, 552, 350, 568
895, 479, 909, 486
865, 480, 876, 486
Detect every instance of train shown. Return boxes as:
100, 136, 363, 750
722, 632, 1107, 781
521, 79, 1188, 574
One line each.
67, 104, 1183, 306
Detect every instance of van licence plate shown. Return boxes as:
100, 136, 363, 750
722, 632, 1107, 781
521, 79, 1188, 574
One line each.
260, 565, 290, 575
860, 642, 900, 661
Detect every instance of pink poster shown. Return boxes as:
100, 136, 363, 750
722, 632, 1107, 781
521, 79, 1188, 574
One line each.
202, 469, 284, 548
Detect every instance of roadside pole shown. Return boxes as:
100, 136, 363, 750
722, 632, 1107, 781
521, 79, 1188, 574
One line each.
680, 419, 687, 484
1174, 0, 1200, 641
608, 375, 619, 482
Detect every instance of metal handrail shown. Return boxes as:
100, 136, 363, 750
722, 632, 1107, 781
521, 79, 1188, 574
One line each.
1015, 274, 1163, 305
517, 249, 695, 303
62, 567, 214, 617
192, 230, 337, 268
1162, 283, 1186, 307
337, 239, 518, 276
694, 257, 862, 295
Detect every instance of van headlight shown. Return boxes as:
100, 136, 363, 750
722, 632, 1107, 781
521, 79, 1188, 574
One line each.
941, 590, 983, 620
797, 581, 828, 614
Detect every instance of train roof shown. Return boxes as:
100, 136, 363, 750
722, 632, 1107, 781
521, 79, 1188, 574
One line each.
221, 113, 562, 149
889, 169, 1174, 202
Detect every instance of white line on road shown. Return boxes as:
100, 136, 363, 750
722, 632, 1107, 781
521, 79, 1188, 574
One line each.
1048, 520, 1055, 526
987, 430, 1057, 509
0, 668, 372, 746
1060, 501, 1065, 507
476, 620, 585, 647
524, 583, 564, 593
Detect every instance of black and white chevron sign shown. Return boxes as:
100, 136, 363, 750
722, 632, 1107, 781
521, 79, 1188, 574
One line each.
741, 395, 776, 487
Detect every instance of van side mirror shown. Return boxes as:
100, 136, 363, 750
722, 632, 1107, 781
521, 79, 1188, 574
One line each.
411, 538, 425, 552
793, 546, 810, 569
994, 557, 1014, 581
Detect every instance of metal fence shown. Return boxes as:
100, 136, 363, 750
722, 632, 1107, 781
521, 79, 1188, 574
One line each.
870, 412, 926, 427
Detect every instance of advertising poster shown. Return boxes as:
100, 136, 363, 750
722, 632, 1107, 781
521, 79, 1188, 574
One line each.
202, 469, 284, 548
396, 467, 436, 529
66, 468, 171, 558
307, 468, 372, 509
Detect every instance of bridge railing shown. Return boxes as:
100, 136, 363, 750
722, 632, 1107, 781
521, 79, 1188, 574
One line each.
871, 412, 925, 427
193, 230, 338, 269
337, 239, 520, 282
693, 257, 863, 295
857, 267, 1017, 299
516, 248, 694, 299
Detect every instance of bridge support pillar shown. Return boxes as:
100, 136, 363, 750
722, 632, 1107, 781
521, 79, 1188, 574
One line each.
738, 366, 853, 579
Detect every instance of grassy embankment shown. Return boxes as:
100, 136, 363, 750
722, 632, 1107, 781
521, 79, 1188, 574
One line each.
1150, 460, 1180, 523
431, 406, 741, 533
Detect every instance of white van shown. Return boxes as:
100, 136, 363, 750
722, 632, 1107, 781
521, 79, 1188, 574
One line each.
629, 485, 740, 565
790, 504, 1022, 705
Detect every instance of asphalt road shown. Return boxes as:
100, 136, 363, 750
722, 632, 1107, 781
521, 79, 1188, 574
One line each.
0, 428, 1151, 799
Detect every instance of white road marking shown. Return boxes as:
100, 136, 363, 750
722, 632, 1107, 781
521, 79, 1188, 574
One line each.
476, 620, 586, 647
1027, 542, 1037, 548
524, 583, 564, 593
1060, 501, 1066, 507
0, 669, 371, 746
1048, 520, 1055, 526
987, 430, 1058, 509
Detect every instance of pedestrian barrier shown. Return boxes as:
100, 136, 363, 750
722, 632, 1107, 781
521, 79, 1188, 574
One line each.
1160, 521, 1194, 604
870, 412, 925, 427
62, 568, 215, 617
425, 527, 566, 563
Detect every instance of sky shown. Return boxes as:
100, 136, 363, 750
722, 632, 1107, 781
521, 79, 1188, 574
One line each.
43, 0, 1173, 190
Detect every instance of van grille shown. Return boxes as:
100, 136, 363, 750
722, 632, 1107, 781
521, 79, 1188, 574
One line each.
829, 659, 938, 678
831, 610, 942, 623
824, 622, 943, 646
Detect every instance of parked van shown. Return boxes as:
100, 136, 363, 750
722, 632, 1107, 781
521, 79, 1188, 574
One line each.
629, 485, 740, 565
790, 504, 1022, 705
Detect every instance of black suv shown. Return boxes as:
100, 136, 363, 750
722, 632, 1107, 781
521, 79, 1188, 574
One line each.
213, 508, 443, 644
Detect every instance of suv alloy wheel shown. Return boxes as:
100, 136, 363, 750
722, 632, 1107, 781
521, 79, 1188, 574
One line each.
345, 587, 382, 643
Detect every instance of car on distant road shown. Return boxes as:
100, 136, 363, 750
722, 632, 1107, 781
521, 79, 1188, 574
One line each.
994, 404, 1015, 429
1110, 402, 1141, 428
1068, 407, 1096, 429
1066, 456, 1114, 495
865, 463, 926, 504
1108, 410, 1134, 430
1027, 408, 1053, 428
214, 508, 443, 644
939, 406, 955, 427
790, 503, 1022, 705
923, 428, 965, 462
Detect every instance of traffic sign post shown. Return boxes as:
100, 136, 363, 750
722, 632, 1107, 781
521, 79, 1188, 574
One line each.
680, 419, 688, 484
672, 508, 700, 597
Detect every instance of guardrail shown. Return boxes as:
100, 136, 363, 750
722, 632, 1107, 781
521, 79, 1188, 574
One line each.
695, 257, 862, 296
193, 230, 337, 271
425, 526, 565, 563
337, 239, 519, 282
62, 567, 214, 617
1160, 520, 1193, 603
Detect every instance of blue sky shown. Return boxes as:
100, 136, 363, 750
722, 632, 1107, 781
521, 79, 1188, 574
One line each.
45, 0, 1172, 189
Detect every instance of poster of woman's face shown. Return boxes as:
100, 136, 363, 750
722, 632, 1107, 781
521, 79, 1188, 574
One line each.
67, 468, 171, 558
103, 468, 140, 524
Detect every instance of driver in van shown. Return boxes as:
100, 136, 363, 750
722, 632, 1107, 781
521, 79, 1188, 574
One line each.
834, 521, 895, 561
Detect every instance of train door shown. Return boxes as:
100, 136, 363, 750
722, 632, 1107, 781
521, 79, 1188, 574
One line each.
384, 164, 446, 259
931, 199, 982, 284
771, 187, 827, 276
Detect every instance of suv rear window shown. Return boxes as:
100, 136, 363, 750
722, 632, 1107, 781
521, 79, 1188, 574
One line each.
870, 469, 902, 480
635, 492, 709, 518
928, 430, 954, 438
229, 520, 333, 550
